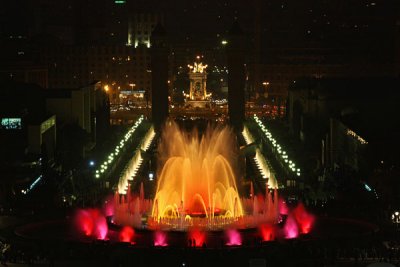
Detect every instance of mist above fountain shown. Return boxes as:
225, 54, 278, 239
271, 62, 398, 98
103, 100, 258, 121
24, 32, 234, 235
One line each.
150, 121, 244, 229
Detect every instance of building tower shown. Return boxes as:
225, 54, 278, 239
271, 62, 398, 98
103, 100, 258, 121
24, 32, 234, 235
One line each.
227, 21, 246, 131
188, 57, 208, 101
127, 13, 164, 48
150, 23, 169, 131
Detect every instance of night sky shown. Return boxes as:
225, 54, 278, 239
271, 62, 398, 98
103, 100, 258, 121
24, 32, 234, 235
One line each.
2, 0, 398, 47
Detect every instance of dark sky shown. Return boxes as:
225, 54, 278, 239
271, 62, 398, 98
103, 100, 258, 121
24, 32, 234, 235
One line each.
1, 0, 399, 49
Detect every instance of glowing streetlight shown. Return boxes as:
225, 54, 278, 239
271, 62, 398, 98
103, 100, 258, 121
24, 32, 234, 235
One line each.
392, 211, 400, 224
221, 40, 228, 45
104, 85, 109, 92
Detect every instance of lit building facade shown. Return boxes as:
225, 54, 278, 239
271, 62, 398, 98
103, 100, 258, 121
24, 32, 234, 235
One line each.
127, 13, 164, 48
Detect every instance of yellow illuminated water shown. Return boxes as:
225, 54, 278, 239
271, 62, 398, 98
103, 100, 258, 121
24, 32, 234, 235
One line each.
152, 121, 244, 221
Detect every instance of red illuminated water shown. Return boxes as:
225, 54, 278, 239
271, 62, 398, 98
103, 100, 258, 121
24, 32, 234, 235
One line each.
259, 224, 276, 241
75, 209, 108, 240
75, 210, 94, 236
292, 202, 315, 234
188, 228, 206, 247
119, 226, 135, 243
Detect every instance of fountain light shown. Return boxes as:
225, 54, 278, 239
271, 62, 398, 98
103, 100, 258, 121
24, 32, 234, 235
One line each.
260, 224, 275, 241
75, 209, 108, 240
284, 214, 299, 239
118, 126, 156, 194
95, 116, 144, 179
253, 115, 301, 177
154, 231, 168, 247
242, 126, 278, 189
109, 121, 315, 238
242, 125, 255, 144
119, 226, 135, 243
225, 229, 242, 246
152, 122, 244, 227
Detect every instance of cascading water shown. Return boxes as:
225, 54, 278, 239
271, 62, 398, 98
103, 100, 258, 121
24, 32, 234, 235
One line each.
150, 121, 244, 229
72, 119, 316, 244
111, 121, 286, 231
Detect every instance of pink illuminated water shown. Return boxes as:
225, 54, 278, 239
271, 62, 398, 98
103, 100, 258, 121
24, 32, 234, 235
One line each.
284, 214, 299, 239
292, 202, 315, 234
225, 229, 242, 246
103, 195, 115, 217
278, 198, 289, 215
154, 231, 168, 247
74, 209, 108, 240
94, 215, 108, 240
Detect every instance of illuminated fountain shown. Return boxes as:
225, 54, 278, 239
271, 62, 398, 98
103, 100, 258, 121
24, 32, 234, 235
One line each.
149, 121, 245, 230
109, 121, 297, 233
75, 209, 108, 240
117, 126, 155, 194
71, 120, 316, 245
17, 118, 370, 249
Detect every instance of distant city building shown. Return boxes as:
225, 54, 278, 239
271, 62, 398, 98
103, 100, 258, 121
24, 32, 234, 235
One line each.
247, 46, 398, 109
39, 45, 151, 105
0, 81, 56, 198
127, 13, 164, 48
0, 62, 48, 88
44, 81, 109, 144
287, 77, 400, 174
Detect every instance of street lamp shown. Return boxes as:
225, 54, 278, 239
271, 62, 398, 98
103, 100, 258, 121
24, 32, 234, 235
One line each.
262, 82, 269, 95
259, 81, 269, 105
392, 211, 400, 224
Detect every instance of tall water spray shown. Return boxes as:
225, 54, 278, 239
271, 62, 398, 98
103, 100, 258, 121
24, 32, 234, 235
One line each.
152, 121, 244, 226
